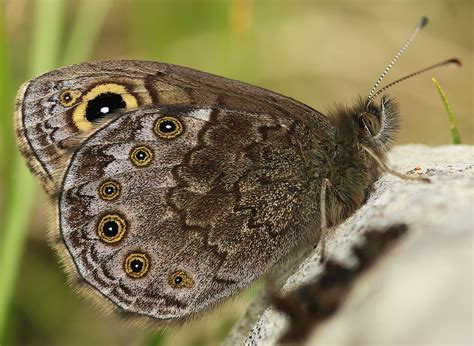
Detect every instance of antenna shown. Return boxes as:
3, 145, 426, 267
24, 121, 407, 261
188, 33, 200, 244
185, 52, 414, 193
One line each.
366, 16, 429, 104
366, 58, 461, 107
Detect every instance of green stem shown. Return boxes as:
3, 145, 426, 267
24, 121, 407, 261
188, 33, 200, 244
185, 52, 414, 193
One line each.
0, 160, 37, 340
432, 77, 462, 144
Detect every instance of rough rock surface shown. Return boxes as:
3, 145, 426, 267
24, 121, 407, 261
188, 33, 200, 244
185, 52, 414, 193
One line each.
224, 145, 473, 345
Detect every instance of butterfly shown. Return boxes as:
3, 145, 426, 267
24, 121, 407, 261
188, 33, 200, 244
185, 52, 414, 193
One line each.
14, 16, 457, 323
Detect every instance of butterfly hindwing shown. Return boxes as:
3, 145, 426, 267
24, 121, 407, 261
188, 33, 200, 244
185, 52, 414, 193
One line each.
58, 105, 329, 320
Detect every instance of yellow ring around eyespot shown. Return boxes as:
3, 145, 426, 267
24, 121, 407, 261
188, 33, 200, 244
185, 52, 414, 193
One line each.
97, 214, 127, 244
98, 179, 121, 201
59, 89, 82, 107
169, 270, 194, 289
72, 83, 138, 132
154, 116, 184, 139
124, 253, 150, 278
130, 145, 154, 167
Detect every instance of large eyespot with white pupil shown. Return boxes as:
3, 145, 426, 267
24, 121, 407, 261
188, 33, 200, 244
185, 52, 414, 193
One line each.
124, 253, 150, 278
97, 214, 126, 243
169, 270, 194, 289
72, 83, 138, 132
130, 145, 154, 167
59, 89, 82, 107
154, 116, 183, 139
98, 179, 121, 201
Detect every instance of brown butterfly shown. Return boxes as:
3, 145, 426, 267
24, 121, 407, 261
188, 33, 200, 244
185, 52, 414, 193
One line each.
14, 16, 458, 323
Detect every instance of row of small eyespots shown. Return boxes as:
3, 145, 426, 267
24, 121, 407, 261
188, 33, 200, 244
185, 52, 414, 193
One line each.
95, 114, 186, 240
94, 117, 190, 285
95, 115, 186, 242
95, 213, 194, 287
129, 115, 184, 167
96, 213, 150, 277
96, 114, 185, 209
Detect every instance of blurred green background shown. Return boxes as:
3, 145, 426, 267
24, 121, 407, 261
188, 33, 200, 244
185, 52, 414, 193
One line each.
0, 0, 472, 345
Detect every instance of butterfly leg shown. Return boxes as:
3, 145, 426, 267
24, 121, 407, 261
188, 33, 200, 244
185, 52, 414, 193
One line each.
379, 95, 389, 129
360, 144, 430, 183
319, 178, 331, 263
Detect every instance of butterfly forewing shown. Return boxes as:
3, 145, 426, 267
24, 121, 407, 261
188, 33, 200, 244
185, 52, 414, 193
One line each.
15, 60, 321, 195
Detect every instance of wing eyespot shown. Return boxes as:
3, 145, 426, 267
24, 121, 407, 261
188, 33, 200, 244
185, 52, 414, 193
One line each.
169, 270, 194, 289
97, 213, 127, 243
124, 253, 150, 278
130, 145, 154, 167
72, 83, 138, 131
154, 116, 183, 139
59, 89, 82, 107
98, 179, 121, 201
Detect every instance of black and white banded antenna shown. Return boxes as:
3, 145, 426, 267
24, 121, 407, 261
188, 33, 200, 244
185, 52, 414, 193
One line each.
365, 16, 429, 107
366, 58, 461, 105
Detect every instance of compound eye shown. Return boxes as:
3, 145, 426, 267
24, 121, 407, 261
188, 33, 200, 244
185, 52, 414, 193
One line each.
360, 112, 381, 136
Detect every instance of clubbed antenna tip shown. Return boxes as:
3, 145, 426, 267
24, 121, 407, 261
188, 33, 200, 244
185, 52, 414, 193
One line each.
447, 58, 462, 67
366, 58, 462, 107
418, 16, 429, 29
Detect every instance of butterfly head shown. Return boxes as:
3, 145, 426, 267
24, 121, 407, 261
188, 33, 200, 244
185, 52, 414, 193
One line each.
328, 94, 399, 147
323, 16, 461, 216
329, 15, 461, 158
357, 95, 400, 152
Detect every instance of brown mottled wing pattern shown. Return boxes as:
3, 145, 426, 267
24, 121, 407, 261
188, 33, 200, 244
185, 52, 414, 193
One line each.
59, 105, 332, 320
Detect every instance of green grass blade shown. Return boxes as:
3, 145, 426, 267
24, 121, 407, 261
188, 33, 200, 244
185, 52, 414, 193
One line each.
0, 0, 67, 341
28, 0, 66, 76
0, 160, 37, 339
145, 332, 166, 346
0, 14, 13, 179
61, 0, 114, 64
432, 77, 462, 144
1, 0, 114, 342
